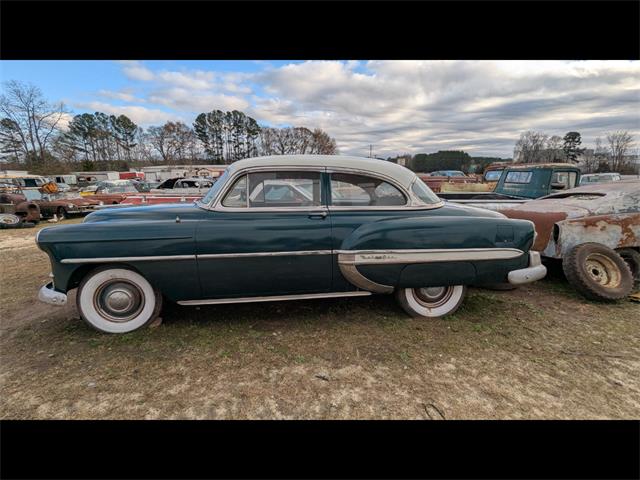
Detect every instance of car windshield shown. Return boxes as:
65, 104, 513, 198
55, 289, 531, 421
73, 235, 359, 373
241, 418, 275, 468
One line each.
411, 177, 442, 205
22, 190, 43, 201
484, 170, 502, 181
198, 170, 229, 205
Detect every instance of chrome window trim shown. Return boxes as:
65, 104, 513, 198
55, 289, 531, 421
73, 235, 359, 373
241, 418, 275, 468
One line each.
201, 164, 444, 213
214, 166, 325, 212
177, 290, 372, 306
327, 168, 443, 211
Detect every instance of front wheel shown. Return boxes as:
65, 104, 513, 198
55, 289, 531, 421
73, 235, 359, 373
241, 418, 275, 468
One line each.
395, 285, 466, 319
562, 243, 633, 301
77, 266, 163, 333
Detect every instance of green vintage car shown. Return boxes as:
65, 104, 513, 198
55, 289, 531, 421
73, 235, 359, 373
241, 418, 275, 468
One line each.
37, 155, 546, 333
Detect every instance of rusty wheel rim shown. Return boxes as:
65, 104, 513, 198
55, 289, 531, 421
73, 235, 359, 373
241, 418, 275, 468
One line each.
584, 253, 622, 289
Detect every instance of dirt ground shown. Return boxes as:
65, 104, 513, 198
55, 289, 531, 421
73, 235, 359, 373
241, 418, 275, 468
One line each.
1, 220, 638, 419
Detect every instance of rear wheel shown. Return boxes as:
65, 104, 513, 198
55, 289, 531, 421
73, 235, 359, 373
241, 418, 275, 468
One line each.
77, 266, 163, 333
395, 285, 466, 318
563, 243, 633, 301
617, 248, 640, 284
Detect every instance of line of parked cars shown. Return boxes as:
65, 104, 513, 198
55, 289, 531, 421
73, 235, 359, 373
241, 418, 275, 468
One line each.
0, 173, 219, 226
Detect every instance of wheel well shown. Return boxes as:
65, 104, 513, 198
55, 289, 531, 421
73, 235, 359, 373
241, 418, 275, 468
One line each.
67, 263, 147, 291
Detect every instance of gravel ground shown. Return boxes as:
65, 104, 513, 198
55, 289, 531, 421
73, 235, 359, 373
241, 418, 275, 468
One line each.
1, 220, 638, 419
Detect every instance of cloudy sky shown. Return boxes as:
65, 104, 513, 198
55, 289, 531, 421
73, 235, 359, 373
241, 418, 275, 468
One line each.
1, 60, 639, 158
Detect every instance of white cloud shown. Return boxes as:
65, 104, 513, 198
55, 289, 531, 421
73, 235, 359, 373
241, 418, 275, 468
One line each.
148, 87, 249, 113
252, 60, 640, 157
74, 101, 178, 126
97, 89, 144, 103
118, 61, 155, 82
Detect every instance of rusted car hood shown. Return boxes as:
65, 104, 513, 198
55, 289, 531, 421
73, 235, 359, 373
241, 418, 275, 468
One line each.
502, 181, 640, 255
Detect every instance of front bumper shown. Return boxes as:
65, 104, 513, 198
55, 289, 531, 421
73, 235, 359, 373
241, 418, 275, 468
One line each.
38, 282, 67, 306
507, 251, 547, 285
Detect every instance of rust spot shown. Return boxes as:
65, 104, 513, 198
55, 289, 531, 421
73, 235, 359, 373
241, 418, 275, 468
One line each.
502, 209, 568, 251
563, 214, 639, 248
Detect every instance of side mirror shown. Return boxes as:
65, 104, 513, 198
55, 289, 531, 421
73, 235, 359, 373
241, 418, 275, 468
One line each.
550, 182, 566, 190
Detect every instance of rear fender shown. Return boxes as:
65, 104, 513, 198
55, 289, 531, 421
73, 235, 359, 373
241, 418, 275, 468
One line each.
337, 216, 533, 291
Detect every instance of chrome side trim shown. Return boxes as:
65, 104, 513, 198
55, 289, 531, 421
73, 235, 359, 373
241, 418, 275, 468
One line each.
336, 248, 524, 264
61, 255, 196, 264
197, 250, 332, 259
337, 262, 394, 294
177, 290, 372, 306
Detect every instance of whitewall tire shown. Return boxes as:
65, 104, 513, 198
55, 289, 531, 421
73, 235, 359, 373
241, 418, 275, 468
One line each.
395, 285, 466, 319
77, 266, 162, 333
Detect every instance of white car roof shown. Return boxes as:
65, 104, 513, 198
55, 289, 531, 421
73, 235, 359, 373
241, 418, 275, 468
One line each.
226, 155, 418, 189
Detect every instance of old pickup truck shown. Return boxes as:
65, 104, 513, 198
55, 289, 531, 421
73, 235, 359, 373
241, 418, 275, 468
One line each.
440, 163, 582, 212
36, 155, 546, 333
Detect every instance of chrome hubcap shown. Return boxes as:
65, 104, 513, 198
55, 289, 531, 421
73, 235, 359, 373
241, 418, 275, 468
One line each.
413, 286, 453, 307
94, 280, 144, 322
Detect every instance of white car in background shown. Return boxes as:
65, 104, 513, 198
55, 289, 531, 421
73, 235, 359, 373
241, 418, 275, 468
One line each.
579, 172, 622, 185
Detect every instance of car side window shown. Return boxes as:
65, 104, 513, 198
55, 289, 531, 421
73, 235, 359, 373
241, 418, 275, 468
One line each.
504, 171, 532, 184
330, 173, 406, 207
551, 171, 577, 189
247, 171, 321, 208
222, 175, 248, 208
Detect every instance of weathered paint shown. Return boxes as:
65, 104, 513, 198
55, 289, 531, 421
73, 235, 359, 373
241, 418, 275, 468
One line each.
553, 214, 640, 257
501, 180, 640, 259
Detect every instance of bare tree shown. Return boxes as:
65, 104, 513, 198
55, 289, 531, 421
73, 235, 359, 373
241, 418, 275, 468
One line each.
545, 135, 564, 162
148, 121, 198, 164
259, 126, 337, 156
514, 131, 548, 163
0, 80, 68, 167
606, 131, 634, 172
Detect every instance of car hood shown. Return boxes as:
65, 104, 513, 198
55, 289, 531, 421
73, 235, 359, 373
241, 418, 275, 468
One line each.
83, 202, 202, 223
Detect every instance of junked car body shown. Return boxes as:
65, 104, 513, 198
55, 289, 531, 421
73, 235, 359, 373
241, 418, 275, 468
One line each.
153, 177, 215, 195
21, 189, 103, 219
0, 182, 41, 224
36, 155, 546, 334
502, 181, 640, 301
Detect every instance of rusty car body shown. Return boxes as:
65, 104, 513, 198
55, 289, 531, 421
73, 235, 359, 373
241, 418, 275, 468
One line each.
502, 180, 640, 300
0, 182, 41, 223
21, 189, 103, 219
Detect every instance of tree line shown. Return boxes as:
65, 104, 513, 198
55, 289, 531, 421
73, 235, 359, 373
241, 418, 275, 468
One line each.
514, 130, 637, 173
0, 80, 338, 173
387, 151, 508, 174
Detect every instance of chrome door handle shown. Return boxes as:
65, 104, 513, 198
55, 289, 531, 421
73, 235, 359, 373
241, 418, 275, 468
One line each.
308, 211, 327, 219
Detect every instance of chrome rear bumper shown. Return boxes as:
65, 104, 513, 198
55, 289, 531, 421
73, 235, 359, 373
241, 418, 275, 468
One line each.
38, 282, 67, 306
507, 251, 547, 285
